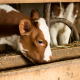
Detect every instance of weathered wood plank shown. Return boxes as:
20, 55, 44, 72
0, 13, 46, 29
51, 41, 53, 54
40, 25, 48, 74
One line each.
0, 0, 80, 4
0, 55, 33, 70
52, 47, 80, 61
0, 58, 80, 80
0, 47, 80, 70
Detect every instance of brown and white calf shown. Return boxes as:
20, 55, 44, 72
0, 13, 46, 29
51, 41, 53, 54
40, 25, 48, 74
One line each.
0, 4, 52, 64
50, 3, 78, 46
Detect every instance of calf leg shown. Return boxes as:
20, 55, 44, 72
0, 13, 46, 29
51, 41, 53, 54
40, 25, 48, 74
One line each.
59, 26, 71, 45
50, 25, 58, 46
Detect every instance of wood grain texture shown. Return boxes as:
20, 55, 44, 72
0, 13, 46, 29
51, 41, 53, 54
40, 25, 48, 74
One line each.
0, 47, 80, 70
0, 0, 80, 4
0, 58, 80, 80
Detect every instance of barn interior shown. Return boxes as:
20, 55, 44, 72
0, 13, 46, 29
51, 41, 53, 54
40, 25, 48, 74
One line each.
0, 2, 80, 80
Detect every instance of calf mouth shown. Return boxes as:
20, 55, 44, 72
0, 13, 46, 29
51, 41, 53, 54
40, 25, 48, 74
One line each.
25, 55, 52, 64
22, 51, 36, 64
26, 55, 37, 64
22, 50, 52, 64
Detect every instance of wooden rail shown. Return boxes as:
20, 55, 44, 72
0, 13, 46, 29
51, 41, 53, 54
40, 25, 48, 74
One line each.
0, 47, 80, 70
0, 0, 80, 4
0, 58, 80, 80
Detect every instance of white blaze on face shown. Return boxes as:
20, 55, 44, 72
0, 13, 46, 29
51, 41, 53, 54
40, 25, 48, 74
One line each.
36, 18, 52, 61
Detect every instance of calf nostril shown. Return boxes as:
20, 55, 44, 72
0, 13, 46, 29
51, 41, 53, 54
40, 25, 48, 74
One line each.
45, 55, 53, 63
49, 56, 52, 60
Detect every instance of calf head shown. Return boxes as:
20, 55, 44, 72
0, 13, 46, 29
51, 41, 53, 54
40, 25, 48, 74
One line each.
19, 10, 52, 64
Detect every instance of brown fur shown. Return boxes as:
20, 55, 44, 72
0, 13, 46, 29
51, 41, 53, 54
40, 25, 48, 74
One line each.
0, 9, 30, 37
0, 8, 52, 64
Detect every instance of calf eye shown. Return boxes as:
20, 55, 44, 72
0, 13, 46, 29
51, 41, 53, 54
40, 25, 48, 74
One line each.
38, 41, 43, 44
37, 40, 46, 47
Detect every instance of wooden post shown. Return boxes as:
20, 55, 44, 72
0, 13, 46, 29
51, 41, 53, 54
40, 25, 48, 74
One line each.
44, 3, 51, 28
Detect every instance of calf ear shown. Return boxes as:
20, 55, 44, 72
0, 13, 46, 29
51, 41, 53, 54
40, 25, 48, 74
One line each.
30, 9, 39, 19
19, 19, 31, 35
